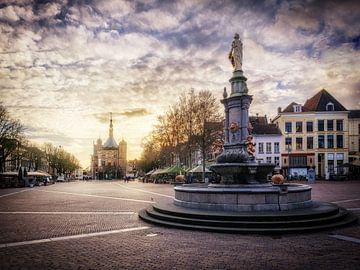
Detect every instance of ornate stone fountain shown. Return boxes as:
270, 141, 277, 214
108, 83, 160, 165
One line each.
139, 33, 357, 233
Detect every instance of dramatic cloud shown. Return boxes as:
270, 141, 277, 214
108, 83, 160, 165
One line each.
0, 0, 359, 167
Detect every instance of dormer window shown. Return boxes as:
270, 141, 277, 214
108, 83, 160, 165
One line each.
293, 104, 302, 112
326, 102, 334, 111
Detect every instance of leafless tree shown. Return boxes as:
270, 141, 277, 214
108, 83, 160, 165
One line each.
0, 105, 25, 172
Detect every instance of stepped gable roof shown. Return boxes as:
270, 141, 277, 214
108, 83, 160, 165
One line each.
252, 123, 282, 135
349, 110, 360, 118
303, 89, 347, 112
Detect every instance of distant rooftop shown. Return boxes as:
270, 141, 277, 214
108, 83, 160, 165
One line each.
281, 89, 347, 113
349, 110, 360, 118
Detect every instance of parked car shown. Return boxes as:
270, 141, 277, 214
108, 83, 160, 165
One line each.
56, 175, 65, 182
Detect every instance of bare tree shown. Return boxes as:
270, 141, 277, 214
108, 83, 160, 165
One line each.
138, 89, 223, 176
0, 105, 25, 172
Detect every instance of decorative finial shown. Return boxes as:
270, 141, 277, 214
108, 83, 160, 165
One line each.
223, 87, 228, 98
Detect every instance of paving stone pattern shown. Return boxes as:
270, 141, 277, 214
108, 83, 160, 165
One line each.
0, 180, 359, 270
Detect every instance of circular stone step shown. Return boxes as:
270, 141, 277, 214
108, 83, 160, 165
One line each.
138, 202, 358, 234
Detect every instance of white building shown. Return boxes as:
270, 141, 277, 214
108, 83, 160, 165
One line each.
250, 116, 282, 171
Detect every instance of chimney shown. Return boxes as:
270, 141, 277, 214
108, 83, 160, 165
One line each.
277, 107, 281, 113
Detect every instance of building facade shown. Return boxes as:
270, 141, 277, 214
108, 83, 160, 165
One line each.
348, 110, 360, 163
272, 89, 349, 179
250, 115, 282, 171
90, 114, 127, 179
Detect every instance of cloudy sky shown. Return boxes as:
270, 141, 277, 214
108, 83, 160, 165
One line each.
0, 0, 359, 167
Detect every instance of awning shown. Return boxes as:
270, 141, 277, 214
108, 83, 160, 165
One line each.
165, 165, 184, 174
188, 165, 212, 173
145, 169, 155, 176
350, 159, 360, 167
27, 171, 51, 177
151, 168, 169, 176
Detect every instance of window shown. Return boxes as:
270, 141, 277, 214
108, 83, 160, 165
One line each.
336, 153, 345, 173
358, 123, 360, 134
296, 137, 303, 150
285, 137, 292, 150
326, 102, 334, 111
258, 142, 264, 154
307, 137, 313, 149
328, 160, 335, 173
336, 153, 344, 161
266, 142, 271, 153
290, 156, 307, 166
293, 104, 302, 112
318, 135, 325, 148
296, 121, 302, 132
327, 153, 335, 174
318, 120, 324, 131
266, 157, 272, 163
306, 121, 313, 132
337, 159, 344, 174
274, 142, 280, 153
327, 135, 334, 148
336, 135, 343, 148
327, 120, 334, 131
285, 122, 292, 133
336, 120, 343, 131
274, 156, 280, 166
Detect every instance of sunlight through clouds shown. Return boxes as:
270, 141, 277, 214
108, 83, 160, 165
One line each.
0, 0, 359, 167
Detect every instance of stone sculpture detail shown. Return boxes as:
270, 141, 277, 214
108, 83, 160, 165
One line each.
246, 135, 256, 157
228, 33, 243, 71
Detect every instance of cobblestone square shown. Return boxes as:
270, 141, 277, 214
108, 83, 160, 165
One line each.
0, 180, 359, 270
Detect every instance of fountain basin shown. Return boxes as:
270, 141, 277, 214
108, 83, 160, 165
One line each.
210, 163, 276, 184
174, 183, 312, 212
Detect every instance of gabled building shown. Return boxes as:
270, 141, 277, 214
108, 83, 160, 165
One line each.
90, 113, 127, 179
250, 115, 282, 170
272, 89, 348, 179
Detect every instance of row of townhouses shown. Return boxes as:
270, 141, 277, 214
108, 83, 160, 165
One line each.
249, 89, 359, 180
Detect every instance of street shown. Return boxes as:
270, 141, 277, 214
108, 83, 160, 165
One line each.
0, 180, 359, 270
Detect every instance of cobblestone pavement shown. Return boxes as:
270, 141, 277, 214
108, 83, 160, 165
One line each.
0, 180, 359, 270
